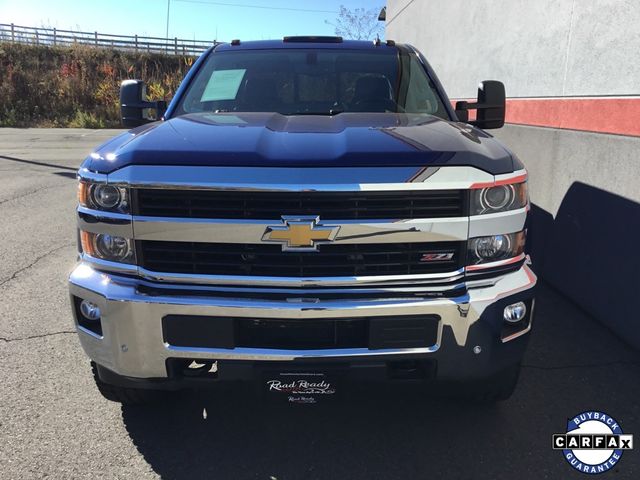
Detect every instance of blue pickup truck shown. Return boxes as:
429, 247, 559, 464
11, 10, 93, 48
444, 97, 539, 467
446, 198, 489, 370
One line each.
70, 36, 536, 405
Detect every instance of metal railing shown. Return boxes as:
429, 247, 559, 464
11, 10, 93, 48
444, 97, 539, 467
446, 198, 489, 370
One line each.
0, 23, 216, 56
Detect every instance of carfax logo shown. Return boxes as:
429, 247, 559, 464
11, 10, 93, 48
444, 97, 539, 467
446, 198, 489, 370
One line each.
553, 411, 633, 474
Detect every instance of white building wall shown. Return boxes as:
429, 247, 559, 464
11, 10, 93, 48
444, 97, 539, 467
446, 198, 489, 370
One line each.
386, 0, 640, 98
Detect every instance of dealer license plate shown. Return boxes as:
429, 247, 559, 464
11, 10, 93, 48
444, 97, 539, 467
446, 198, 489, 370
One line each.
263, 371, 339, 405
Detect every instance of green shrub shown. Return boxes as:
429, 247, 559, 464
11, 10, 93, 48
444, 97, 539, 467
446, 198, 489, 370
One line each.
68, 110, 106, 129
0, 42, 196, 128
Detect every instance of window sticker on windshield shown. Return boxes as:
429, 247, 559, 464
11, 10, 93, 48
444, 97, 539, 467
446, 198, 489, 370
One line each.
201, 69, 246, 101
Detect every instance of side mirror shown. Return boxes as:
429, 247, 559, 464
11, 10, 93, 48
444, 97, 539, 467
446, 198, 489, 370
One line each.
455, 80, 505, 129
119, 80, 167, 128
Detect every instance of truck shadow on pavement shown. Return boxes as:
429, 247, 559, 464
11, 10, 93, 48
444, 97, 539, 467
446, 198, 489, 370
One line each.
120, 284, 640, 480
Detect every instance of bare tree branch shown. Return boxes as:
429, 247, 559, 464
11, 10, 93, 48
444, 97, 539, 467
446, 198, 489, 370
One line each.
325, 5, 384, 41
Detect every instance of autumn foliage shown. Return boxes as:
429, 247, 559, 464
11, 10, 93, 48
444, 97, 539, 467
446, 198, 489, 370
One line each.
0, 42, 195, 127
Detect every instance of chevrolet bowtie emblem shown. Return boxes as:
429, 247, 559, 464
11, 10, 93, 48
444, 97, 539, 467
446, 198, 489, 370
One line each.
262, 216, 340, 251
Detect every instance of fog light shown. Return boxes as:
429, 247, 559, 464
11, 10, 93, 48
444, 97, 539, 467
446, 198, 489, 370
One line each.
504, 301, 527, 323
80, 300, 101, 320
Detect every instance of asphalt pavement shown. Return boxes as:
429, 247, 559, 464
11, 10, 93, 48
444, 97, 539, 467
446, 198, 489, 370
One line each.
0, 128, 639, 479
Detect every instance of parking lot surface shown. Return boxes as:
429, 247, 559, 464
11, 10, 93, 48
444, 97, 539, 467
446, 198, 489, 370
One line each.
0, 128, 639, 479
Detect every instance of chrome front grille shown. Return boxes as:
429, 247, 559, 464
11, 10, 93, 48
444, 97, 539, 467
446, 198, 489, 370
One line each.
137, 240, 465, 277
132, 189, 466, 220
78, 165, 530, 291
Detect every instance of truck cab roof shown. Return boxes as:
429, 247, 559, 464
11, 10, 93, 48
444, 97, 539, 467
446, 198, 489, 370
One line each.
215, 38, 399, 52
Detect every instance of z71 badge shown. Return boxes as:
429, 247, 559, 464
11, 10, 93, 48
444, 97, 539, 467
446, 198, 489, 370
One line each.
420, 252, 455, 262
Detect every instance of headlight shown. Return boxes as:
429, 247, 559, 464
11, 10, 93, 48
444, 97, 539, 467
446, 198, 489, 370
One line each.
78, 181, 129, 213
92, 184, 121, 209
470, 182, 528, 215
80, 231, 135, 264
468, 231, 526, 265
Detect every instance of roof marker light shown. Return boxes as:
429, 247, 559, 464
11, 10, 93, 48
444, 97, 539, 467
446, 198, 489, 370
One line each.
283, 36, 343, 43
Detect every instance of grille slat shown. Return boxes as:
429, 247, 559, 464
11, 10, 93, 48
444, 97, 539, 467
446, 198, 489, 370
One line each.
134, 189, 466, 220
139, 241, 464, 277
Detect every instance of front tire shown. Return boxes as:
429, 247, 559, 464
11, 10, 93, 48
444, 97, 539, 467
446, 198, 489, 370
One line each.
91, 362, 160, 406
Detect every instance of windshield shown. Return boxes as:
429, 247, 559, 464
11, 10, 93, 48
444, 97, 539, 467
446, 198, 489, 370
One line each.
174, 48, 450, 118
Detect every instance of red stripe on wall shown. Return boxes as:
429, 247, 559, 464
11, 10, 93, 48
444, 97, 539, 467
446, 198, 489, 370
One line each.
452, 97, 640, 137
505, 97, 640, 137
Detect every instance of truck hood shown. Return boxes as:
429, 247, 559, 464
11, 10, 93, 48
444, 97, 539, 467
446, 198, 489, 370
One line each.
87, 112, 515, 174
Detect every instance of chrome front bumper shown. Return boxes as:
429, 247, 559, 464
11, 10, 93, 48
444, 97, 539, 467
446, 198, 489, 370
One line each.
69, 262, 537, 379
